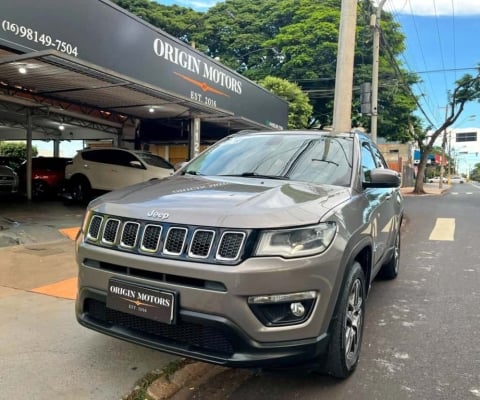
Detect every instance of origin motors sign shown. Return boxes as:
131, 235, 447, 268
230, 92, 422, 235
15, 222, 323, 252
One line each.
0, 0, 288, 130
153, 38, 242, 96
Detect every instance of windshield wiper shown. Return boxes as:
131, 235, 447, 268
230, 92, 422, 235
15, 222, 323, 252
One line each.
312, 158, 339, 166
220, 172, 290, 180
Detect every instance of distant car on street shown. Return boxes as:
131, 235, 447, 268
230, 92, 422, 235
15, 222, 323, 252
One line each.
428, 176, 447, 183
450, 176, 464, 184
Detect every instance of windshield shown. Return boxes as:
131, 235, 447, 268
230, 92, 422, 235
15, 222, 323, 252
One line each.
136, 152, 174, 169
184, 133, 353, 186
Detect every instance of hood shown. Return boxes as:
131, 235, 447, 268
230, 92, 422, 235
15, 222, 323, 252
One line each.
89, 175, 351, 228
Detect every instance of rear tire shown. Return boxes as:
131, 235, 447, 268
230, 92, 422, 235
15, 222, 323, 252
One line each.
32, 180, 49, 200
324, 261, 365, 379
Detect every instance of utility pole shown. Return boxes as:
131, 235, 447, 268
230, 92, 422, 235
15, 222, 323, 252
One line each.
332, 0, 358, 133
439, 105, 448, 189
370, 0, 387, 143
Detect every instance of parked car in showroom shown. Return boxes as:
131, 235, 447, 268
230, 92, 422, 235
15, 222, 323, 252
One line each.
75, 130, 403, 379
0, 156, 24, 170
65, 147, 175, 203
0, 165, 19, 197
17, 157, 71, 200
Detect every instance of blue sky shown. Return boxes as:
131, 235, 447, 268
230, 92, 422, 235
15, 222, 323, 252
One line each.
155, 0, 480, 131
385, 0, 480, 130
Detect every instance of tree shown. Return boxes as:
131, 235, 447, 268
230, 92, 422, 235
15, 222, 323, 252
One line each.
470, 162, 480, 182
259, 76, 313, 129
410, 68, 480, 194
0, 142, 38, 159
193, 0, 418, 134
112, 0, 204, 44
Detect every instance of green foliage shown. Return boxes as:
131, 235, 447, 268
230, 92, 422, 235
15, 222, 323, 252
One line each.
111, 0, 204, 44
0, 142, 38, 158
259, 76, 313, 129
470, 162, 480, 182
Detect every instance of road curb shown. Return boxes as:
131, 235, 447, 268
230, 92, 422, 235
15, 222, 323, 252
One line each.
146, 361, 229, 400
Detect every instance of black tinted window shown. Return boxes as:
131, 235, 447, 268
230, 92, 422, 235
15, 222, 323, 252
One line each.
136, 152, 173, 169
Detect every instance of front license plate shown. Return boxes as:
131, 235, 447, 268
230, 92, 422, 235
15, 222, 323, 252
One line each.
107, 279, 175, 324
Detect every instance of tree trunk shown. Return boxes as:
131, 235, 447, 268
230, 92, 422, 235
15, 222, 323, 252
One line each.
413, 152, 430, 194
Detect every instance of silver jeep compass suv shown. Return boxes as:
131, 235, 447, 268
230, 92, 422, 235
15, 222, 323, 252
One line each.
75, 130, 403, 378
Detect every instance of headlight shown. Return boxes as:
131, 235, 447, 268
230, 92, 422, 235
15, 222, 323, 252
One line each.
80, 210, 92, 237
255, 222, 337, 258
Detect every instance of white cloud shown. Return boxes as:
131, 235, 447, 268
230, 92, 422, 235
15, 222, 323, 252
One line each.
384, 0, 480, 16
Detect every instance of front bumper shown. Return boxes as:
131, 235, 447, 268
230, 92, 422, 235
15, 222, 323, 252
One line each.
75, 232, 346, 368
76, 287, 329, 368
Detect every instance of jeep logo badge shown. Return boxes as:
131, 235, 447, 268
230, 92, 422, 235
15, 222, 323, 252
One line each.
147, 210, 170, 220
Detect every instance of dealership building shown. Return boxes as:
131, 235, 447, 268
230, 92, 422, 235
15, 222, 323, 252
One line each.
0, 0, 288, 197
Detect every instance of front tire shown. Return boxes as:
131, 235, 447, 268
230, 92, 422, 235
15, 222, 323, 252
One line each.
70, 176, 91, 204
324, 261, 365, 379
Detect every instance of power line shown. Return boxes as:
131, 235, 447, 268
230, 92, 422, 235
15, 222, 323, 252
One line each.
379, 29, 437, 128
433, 0, 449, 96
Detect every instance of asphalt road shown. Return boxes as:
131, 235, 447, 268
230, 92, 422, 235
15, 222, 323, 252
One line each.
181, 182, 480, 399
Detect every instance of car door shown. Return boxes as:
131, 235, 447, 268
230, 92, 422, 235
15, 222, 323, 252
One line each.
82, 149, 117, 191
361, 140, 397, 271
108, 150, 147, 189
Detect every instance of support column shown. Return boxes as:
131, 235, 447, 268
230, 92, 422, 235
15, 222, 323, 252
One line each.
53, 139, 60, 157
26, 109, 33, 200
188, 117, 201, 160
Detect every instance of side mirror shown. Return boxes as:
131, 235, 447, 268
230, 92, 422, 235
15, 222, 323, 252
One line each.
363, 168, 401, 189
129, 160, 144, 169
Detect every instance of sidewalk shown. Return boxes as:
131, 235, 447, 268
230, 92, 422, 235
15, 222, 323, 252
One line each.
400, 182, 450, 196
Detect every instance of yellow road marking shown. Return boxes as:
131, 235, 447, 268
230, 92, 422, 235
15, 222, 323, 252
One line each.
59, 227, 80, 240
429, 218, 455, 241
31, 277, 77, 300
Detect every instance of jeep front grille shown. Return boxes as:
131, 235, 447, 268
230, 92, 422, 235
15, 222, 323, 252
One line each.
86, 214, 249, 264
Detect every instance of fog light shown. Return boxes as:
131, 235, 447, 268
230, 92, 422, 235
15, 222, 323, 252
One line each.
290, 302, 305, 317
248, 291, 317, 326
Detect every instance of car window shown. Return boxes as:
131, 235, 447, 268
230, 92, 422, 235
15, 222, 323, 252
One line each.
361, 142, 377, 183
82, 150, 107, 163
371, 144, 388, 168
136, 152, 174, 169
111, 150, 139, 167
185, 134, 353, 186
